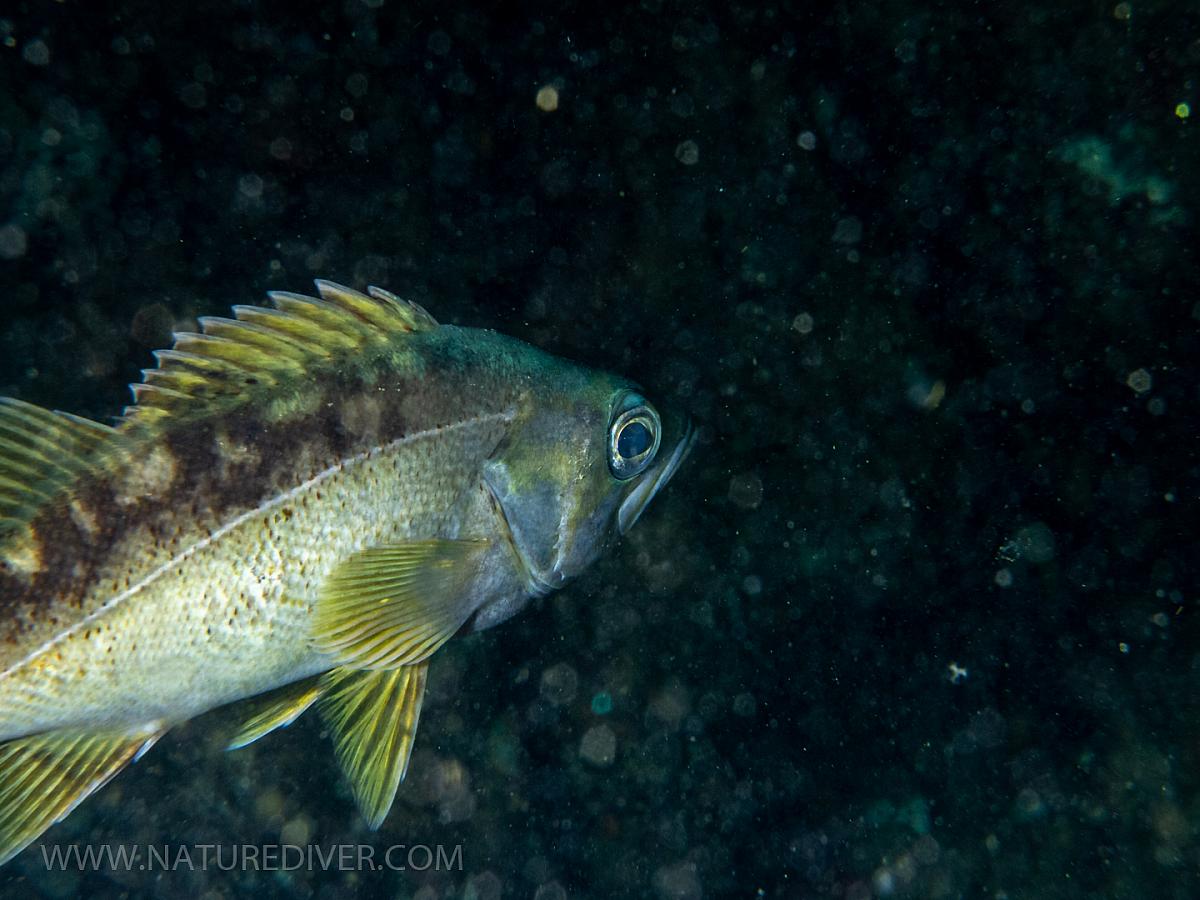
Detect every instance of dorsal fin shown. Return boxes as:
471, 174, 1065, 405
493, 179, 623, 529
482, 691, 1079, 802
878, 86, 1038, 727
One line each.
123, 280, 437, 426
0, 281, 433, 549
0, 399, 122, 551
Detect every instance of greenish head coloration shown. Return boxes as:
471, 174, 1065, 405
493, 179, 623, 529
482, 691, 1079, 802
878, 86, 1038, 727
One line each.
480, 358, 694, 599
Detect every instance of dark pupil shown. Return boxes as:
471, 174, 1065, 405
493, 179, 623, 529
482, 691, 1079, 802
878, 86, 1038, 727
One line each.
617, 420, 652, 459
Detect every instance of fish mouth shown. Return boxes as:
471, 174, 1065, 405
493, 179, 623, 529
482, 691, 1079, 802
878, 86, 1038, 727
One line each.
618, 416, 695, 535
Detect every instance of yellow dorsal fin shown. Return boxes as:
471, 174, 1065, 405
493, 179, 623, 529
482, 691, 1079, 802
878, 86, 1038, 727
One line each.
226, 676, 324, 750
312, 539, 488, 670
123, 280, 438, 425
0, 723, 164, 865
0, 398, 123, 550
318, 663, 428, 829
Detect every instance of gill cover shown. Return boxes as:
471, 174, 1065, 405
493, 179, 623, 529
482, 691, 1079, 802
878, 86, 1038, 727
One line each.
482, 385, 691, 590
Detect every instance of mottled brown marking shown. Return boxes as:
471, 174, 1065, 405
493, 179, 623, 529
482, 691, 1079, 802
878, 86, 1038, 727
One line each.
339, 392, 384, 444
3, 385, 367, 631
0, 326, 526, 669
114, 445, 177, 507
1, 525, 43, 582
211, 427, 262, 483
68, 498, 100, 537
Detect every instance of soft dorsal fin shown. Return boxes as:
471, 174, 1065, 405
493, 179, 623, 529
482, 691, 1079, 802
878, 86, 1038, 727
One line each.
0, 398, 122, 551
125, 281, 437, 426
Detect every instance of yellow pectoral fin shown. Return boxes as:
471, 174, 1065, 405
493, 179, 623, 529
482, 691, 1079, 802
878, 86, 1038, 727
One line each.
226, 676, 325, 750
318, 663, 428, 829
0, 723, 164, 865
312, 539, 487, 670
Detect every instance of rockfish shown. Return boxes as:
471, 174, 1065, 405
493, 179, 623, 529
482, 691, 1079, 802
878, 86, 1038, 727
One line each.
0, 281, 692, 863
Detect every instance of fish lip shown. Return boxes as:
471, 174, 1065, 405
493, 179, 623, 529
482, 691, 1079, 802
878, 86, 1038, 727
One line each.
482, 475, 560, 596
617, 416, 695, 536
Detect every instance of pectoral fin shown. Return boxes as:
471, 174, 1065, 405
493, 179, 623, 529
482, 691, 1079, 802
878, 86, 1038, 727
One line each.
312, 539, 487, 670
226, 676, 324, 750
0, 723, 164, 865
318, 663, 428, 828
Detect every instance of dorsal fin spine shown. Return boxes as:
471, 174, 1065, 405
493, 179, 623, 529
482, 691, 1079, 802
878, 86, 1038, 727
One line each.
232, 305, 361, 350
197, 317, 316, 361
122, 281, 437, 424
1, 281, 439, 539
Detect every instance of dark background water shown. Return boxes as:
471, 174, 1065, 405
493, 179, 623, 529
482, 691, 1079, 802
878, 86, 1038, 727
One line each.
1, 1, 1197, 898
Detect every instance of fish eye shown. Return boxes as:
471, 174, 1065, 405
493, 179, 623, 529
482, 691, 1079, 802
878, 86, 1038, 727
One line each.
608, 397, 661, 480
617, 420, 652, 459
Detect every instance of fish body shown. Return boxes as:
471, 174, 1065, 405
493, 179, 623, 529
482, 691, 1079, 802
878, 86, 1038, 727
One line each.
0, 281, 692, 862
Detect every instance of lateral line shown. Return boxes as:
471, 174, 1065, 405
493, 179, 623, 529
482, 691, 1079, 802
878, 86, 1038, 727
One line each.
0, 413, 511, 684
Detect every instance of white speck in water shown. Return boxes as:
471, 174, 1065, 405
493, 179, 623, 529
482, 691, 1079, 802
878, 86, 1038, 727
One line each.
874, 868, 896, 896
180, 82, 207, 109
269, 137, 292, 161
832, 216, 863, 245
653, 861, 702, 900
728, 472, 764, 509
0, 224, 28, 260
675, 140, 699, 165
536, 85, 559, 112
1014, 522, 1055, 564
1126, 367, 1152, 394
345, 72, 369, 98
539, 663, 578, 706
22, 39, 50, 66
733, 692, 756, 717
238, 173, 264, 199
579, 724, 616, 767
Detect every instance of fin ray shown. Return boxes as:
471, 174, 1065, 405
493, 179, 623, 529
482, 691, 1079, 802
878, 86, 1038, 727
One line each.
0, 724, 164, 865
312, 539, 487, 670
318, 663, 428, 829
124, 281, 437, 425
0, 399, 124, 549
226, 677, 324, 750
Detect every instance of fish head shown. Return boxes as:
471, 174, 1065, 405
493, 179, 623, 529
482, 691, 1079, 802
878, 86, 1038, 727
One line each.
483, 368, 693, 593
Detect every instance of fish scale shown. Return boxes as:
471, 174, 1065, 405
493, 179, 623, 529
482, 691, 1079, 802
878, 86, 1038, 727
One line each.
0, 413, 511, 737
0, 280, 693, 864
